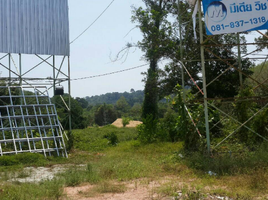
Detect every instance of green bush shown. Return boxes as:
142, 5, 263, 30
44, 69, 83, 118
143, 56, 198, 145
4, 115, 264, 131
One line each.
122, 117, 130, 127
158, 108, 177, 142
137, 114, 158, 143
103, 132, 119, 146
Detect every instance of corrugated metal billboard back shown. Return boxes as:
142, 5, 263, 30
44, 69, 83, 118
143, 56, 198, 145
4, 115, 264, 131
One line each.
0, 0, 69, 56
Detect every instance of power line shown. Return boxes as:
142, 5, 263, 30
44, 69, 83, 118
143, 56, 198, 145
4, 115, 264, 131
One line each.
71, 63, 149, 81
70, 0, 116, 44
0, 64, 149, 83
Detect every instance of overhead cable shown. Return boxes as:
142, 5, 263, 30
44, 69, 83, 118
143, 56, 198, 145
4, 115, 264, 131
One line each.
71, 63, 149, 81
70, 0, 115, 44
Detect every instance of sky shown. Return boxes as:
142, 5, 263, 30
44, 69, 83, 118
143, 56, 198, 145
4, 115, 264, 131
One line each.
0, 0, 267, 98
66, 0, 268, 98
68, 0, 147, 98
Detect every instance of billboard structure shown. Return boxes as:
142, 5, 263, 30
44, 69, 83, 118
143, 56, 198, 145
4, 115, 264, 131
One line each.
0, 0, 69, 56
0, 86, 67, 157
0, 0, 70, 157
191, 0, 268, 152
203, 0, 268, 35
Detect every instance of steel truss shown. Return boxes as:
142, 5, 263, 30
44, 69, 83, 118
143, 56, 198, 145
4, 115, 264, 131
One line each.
0, 86, 67, 157
0, 53, 71, 157
187, 0, 268, 153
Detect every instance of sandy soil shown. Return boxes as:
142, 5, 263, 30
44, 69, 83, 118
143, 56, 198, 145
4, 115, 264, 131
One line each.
112, 118, 143, 128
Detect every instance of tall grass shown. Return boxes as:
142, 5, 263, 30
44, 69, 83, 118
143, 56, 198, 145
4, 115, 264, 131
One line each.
1, 126, 268, 199
0, 179, 64, 200
67, 140, 183, 181
184, 144, 268, 176
73, 125, 138, 152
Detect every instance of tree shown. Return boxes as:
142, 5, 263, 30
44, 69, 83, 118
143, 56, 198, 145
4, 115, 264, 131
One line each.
245, 61, 268, 96
132, 0, 177, 121
157, 1, 253, 99
75, 97, 88, 109
94, 104, 117, 126
85, 90, 144, 107
53, 95, 87, 130
255, 30, 268, 50
130, 103, 142, 120
115, 96, 130, 116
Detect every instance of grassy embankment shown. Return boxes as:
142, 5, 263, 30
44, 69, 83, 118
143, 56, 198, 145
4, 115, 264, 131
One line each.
0, 125, 268, 199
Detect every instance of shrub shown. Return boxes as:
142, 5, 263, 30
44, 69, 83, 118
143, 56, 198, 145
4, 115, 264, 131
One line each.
0, 153, 46, 166
137, 114, 158, 143
103, 132, 119, 146
122, 117, 130, 127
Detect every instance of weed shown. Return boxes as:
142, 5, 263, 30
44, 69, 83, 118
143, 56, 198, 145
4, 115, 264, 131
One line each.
60, 163, 100, 187
0, 179, 64, 200
95, 181, 126, 193
157, 181, 179, 197
63, 167, 85, 186
249, 169, 268, 191
16, 170, 30, 178
184, 146, 268, 176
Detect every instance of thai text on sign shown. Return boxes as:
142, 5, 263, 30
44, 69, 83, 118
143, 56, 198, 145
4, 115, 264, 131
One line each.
202, 0, 268, 35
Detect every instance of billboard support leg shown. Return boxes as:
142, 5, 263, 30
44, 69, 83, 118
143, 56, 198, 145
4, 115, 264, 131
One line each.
198, 0, 210, 153
19, 54, 22, 86
53, 56, 56, 96
9, 53, 11, 86
68, 56, 72, 134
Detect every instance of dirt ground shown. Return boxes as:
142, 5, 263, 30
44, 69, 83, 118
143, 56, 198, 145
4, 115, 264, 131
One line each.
62, 177, 232, 200
63, 178, 174, 200
112, 118, 142, 128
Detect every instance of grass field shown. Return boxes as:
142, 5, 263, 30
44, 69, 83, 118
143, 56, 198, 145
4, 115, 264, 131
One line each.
0, 126, 268, 199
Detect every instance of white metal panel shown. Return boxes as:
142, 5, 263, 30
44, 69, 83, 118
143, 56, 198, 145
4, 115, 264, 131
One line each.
0, 0, 69, 56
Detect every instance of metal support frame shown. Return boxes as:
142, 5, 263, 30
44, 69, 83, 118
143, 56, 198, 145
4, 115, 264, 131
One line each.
0, 86, 67, 157
193, 0, 268, 153
0, 53, 71, 157
172, 0, 268, 155
198, 0, 210, 152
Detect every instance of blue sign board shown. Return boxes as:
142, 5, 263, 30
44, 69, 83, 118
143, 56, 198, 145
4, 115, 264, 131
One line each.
202, 0, 268, 35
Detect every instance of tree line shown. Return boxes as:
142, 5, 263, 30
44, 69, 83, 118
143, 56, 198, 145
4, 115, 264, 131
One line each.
1, 0, 268, 153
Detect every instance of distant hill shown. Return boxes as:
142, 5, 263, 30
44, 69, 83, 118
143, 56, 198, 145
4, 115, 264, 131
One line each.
84, 90, 144, 106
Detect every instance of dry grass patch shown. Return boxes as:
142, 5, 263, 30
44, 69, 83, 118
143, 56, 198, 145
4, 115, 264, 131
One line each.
94, 181, 126, 194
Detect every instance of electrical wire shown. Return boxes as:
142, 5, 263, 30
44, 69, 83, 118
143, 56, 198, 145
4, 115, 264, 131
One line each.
71, 63, 149, 81
70, 0, 115, 44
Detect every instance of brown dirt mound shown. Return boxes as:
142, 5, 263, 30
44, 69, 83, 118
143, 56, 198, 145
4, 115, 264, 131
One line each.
112, 118, 142, 128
